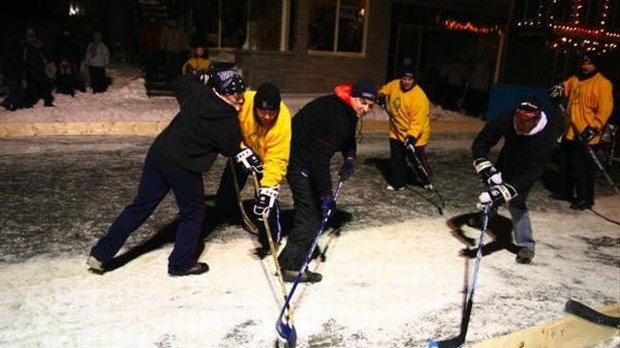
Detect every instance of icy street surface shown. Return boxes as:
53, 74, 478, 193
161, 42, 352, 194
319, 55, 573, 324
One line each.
1, 132, 619, 347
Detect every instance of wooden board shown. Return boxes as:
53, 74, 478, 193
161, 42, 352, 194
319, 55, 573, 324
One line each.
469, 303, 620, 348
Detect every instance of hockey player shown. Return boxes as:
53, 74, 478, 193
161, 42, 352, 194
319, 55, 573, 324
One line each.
87, 70, 252, 277
377, 64, 432, 191
215, 82, 292, 254
549, 53, 614, 210
277, 78, 378, 283
471, 97, 555, 264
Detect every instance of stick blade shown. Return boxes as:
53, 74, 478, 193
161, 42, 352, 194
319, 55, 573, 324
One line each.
276, 320, 297, 348
427, 336, 464, 348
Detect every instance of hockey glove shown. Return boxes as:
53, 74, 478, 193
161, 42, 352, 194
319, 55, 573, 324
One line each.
579, 126, 598, 143
548, 84, 564, 100
253, 186, 279, 221
404, 135, 417, 150
473, 158, 503, 186
376, 94, 387, 109
338, 157, 356, 181
320, 192, 336, 214
235, 148, 263, 174
477, 183, 517, 210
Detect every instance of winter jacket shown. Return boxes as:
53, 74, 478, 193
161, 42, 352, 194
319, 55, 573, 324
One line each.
562, 72, 613, 144
84, 41, 109, 67
379, 79, 431, 146
238, 90, 292, 188
151, 74, 242, 173
182, 56, 212, 75
472, 110, 555, 194
289, 84, 358, 197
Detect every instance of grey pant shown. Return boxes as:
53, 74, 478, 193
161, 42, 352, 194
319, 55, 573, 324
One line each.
508, 197, 535, 251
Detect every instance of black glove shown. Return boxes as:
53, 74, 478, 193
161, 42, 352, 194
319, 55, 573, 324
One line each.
404, 135, 417, 150
477, 183, 517, 210
253, 186, 279, 221
473, 158, 503, 186
338, 157, 356, 181
235, 148, 263, 174
376, 94, 387, 109
320, 192, 336, 214
548, 84, 564, 100
579, 126, 598, 143
199, 69, 216, 86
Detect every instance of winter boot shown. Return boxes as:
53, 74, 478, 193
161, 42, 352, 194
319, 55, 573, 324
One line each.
281, 269, 322, 283
516, 249, 535, 264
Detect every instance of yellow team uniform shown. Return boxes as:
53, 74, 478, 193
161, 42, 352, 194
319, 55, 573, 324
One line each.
182, 57, 212, 75
563, 72, 614, 144
238, 90, 292, 187
379, 80, 431, 146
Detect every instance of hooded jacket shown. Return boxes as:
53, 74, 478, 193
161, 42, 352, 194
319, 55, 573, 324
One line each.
379, 79, 431, 146
238, 90, 292, 187
289, 84, 358, 196
151, 74, 242, 173
472, 109, 555, 193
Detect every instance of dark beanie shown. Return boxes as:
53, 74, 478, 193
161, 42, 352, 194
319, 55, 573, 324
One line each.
254, 82, 281, 110
515, 96, 542, 119
214, 70, 246, 95
352, 78, 378, 101
402, 64, 415, 78
581, 52, 601, 67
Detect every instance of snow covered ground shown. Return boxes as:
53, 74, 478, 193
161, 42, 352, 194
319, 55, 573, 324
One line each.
0, 64, 619, 348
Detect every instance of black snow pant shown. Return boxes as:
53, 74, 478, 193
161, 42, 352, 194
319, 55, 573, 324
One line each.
278, 166, 322, 271
388, 138, 433, 189
215, 159, 281, 247
558, 138, 595, 205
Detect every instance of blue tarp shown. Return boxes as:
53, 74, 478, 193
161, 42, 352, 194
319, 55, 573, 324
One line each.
487, 84, 556, 122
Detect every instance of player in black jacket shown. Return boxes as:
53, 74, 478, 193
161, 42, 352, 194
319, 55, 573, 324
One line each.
471, 96, 555, 264
278, 78, 378, 283
87, 70, 259, 277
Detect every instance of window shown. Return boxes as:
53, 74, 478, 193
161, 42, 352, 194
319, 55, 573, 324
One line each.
192, 0, 294, 51
308, 0, 368, 53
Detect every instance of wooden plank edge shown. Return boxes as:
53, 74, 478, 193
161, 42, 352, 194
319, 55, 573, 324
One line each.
0, 121, 171, 137
468, 303, 620, 348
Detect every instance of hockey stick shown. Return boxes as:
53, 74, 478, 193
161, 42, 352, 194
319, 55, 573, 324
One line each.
229, 159, 258, 234
406, 143, 445, 215
275, 179, 345, 347
560, 105, 620, 195
428, 203, 493, 348
565, 299, 620, 328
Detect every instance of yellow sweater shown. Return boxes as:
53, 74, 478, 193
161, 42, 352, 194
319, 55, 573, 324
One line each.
182, 57, 212, 75
238, 90, 292, 187
379, 80, 431, 146
563, 72, 614, 144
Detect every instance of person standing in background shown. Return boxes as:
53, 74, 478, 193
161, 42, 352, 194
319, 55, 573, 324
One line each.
84, 32, 110, 93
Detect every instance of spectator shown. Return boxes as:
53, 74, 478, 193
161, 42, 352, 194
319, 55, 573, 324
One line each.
84, 32, 110, 93
1, 37, 25, 111
182, 45, 212, 75
53, 27, 82, 96
21, 27, 54, 107
439, 57, 469, 111
160, 18, 188, 83
140, 16, 162, 79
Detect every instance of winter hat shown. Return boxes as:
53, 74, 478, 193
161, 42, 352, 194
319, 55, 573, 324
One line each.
401, 64, 415, 78
581, 52, 601, 67
213, 70, 246, 95
515, 96, 542, 119
352, 78, 378, 101
254, 82, 281, 110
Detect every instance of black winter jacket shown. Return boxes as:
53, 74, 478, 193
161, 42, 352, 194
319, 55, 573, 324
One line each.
289, 93, 357, 197
471, 110, 555, 193
152, 74, 242, 173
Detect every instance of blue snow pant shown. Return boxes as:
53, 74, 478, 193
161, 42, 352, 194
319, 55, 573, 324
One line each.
90, 146, 205, 274
508, 190, 535, 251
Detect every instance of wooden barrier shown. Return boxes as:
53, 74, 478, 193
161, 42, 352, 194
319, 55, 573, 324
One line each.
469, 303, 620, 348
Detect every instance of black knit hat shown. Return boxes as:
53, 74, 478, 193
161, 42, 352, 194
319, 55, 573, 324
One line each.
401, 64, 415, 78
254, 82, 281, 110
352, 78, 378, 101
515, 96, 542, 119
581, 52, 601, 67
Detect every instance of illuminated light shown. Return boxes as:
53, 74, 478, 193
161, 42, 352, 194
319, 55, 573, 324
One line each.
438, 18, 503, 34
